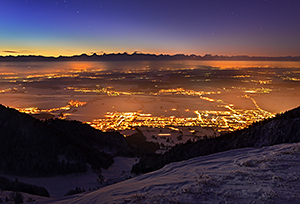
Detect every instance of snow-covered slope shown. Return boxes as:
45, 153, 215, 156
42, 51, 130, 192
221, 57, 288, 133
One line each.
44, 142, 300, 204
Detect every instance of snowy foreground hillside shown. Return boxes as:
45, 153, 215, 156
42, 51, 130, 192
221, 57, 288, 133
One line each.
42, 142, 300, 204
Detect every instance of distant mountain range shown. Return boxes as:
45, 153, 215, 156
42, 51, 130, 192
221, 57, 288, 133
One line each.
1, 52, 300, 62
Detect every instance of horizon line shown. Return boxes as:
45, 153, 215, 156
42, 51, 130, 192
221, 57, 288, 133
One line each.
1, 52, 300, 58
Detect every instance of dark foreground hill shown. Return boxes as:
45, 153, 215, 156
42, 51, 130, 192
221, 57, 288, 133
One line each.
0, 176, 49, 197
0, 104, 137, 177
132, 106, 300, 174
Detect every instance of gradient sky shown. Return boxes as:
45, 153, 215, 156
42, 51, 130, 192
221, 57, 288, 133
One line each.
1, 0, 300, 57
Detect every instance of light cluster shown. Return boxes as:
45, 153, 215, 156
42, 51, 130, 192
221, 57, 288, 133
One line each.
85, 104, 275, 132
14, 100, 87, 119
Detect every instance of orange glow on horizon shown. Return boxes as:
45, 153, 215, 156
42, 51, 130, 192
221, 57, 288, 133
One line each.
2, 47, 298, 58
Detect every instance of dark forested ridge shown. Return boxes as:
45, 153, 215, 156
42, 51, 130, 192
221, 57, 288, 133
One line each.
125, 128, 160, 154
0, 104, 137, 177
132, 106, 300, 174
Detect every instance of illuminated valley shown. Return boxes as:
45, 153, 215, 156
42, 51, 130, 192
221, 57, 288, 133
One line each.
0, 60, 299, 136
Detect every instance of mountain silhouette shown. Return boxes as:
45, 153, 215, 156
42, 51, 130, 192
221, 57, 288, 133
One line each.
1, 53, 300, 62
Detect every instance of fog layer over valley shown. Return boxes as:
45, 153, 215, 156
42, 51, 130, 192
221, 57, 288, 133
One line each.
1, 60, 300, 124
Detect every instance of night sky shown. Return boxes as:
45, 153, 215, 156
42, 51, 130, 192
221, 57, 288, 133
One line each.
1, 0, 300, 57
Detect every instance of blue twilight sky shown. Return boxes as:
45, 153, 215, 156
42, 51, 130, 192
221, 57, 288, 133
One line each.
1, 0, 300, 56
